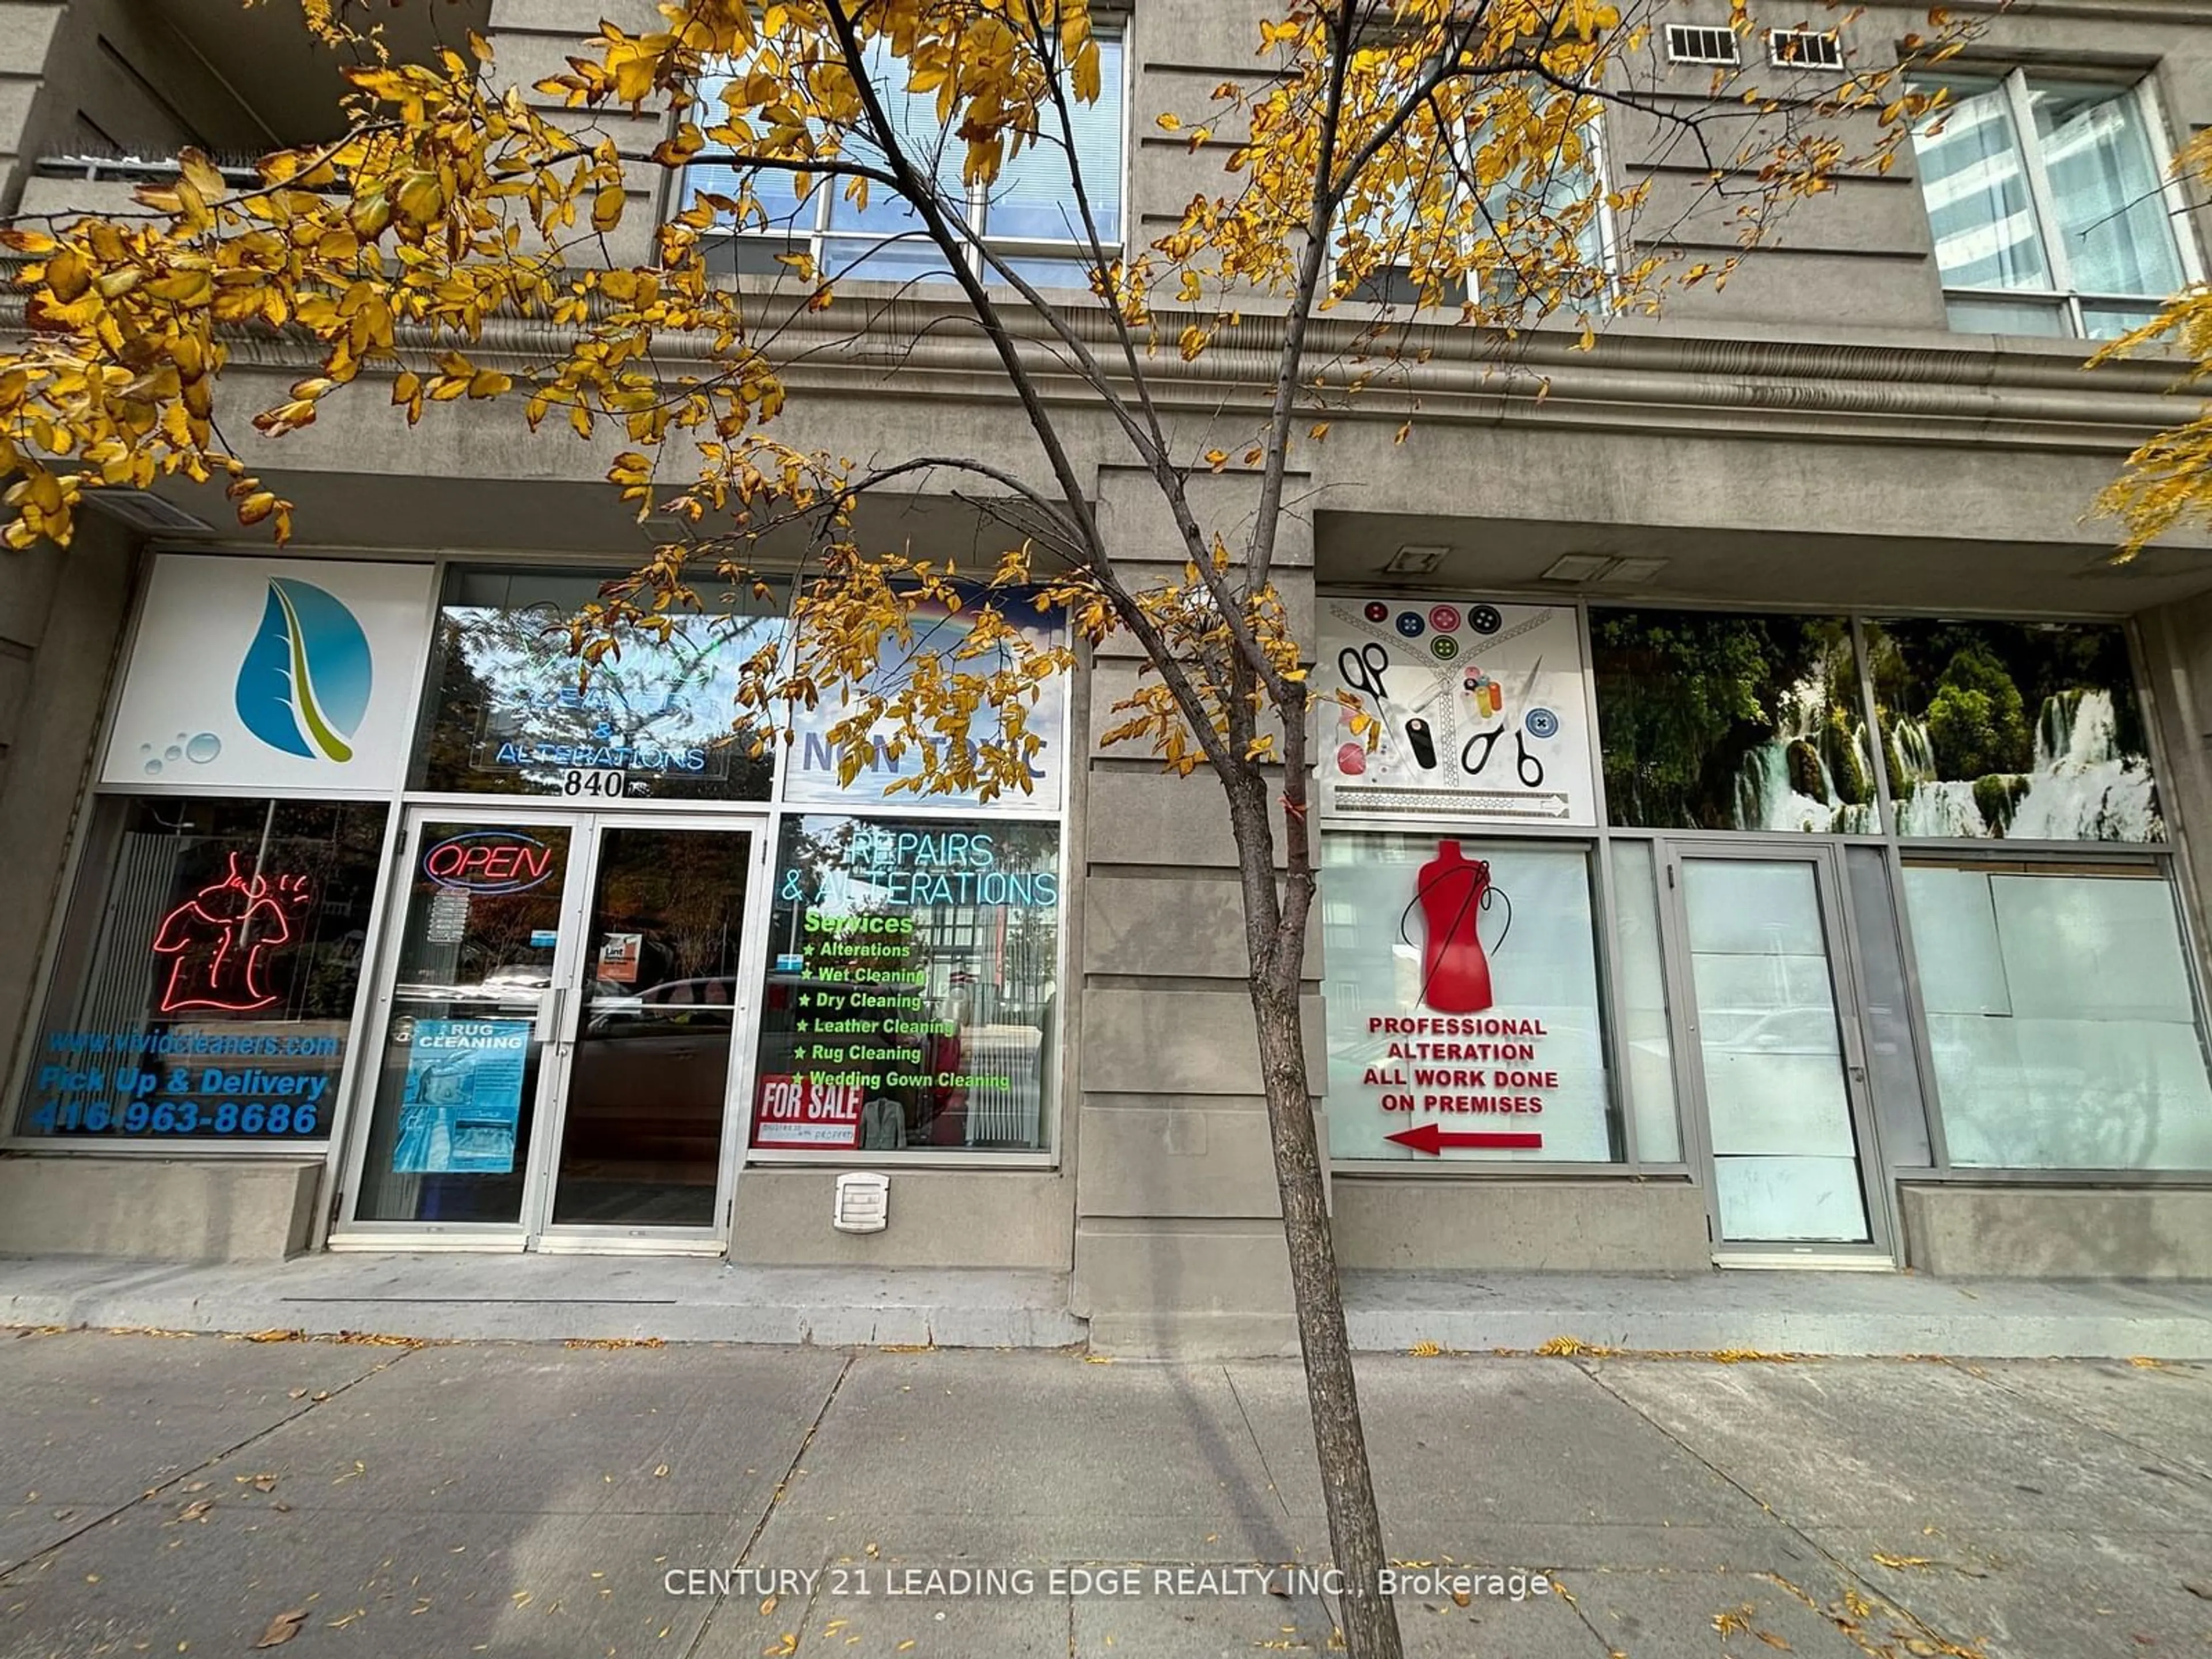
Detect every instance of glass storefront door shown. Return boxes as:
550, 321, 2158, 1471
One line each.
1661, 843, 1892, 1260
548, 823, 756, 1233
341, 810, 763, 1245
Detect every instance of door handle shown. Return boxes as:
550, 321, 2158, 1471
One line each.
534, 986, 565, 1044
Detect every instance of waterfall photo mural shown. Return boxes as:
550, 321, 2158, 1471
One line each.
1590, 610, 1879, 832
1865, 620, 2161, 842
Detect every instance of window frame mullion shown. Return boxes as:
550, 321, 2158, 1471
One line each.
2003, 66, 2078, 301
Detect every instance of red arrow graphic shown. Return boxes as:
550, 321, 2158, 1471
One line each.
1387, 1122, 1543, 1155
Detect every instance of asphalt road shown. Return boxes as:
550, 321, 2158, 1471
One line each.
1, 1330, 2207, 1657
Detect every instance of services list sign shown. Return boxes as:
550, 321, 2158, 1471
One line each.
1316, 595, 1596, 827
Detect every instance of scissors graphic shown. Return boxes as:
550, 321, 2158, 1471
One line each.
1460, 725, 1547, 787
1337, 642, 1391, 703
1514, 731, 1544, 787
1460, 722, 1505, 778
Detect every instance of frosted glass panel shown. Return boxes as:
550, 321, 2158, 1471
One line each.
1683, 858, 1869, 1244
1905, 864, 2212, 1169
1902, 865, 2010, 1015
1713, 1155, 1870, 1243
1845, 848, 1933, 1168
1988, 873, 2195, 1022
1609, 842, 1680, 1161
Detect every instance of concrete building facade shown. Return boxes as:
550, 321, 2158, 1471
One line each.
2, 0, 2210, 1353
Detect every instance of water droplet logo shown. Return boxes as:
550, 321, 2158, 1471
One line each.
233, 578, 372, 762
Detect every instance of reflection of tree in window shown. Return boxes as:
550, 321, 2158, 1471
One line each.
414, 585, 777, 800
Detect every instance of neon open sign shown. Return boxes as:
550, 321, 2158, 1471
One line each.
423, 831, 558, 895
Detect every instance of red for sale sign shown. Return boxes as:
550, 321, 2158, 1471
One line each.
751, 1074, 865, 1149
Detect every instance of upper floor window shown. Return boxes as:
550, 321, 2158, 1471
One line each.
1330, 96, 1614, 313
686, 37, 1124, 292
1908, 69, 2195, 339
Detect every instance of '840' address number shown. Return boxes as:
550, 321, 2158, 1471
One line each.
560, 768, 629, 798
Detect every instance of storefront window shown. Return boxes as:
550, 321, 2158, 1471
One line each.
411, 567, 779, 801
1903, 860, 2212, 1169
15, 797, 385, 1143
1592, 609, 1877, 833
1865, 619, 2161, 841
1320, 834, 1619, 1162
751, 814, 1060, 1153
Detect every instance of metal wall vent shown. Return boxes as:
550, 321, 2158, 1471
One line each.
1665, 24, 1741, 67
81, 488, 217, 536
1769, 28, 1844, 70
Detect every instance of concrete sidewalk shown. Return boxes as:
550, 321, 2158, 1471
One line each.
0, 1332, 2207, 1658
4, 1251, 2211, 1357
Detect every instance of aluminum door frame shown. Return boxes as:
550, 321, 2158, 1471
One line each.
328, 805, 594, 1248
1656, 836, 1900, 1266
530, 810, 772, 1255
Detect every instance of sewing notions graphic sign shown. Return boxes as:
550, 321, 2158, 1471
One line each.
103, 556, 435, 793
1317, 596, 1596, 827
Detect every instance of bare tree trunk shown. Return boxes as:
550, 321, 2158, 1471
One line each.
1233, 827, 1404, 1659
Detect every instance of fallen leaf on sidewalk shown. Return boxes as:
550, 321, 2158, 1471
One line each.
168, 1500, 213, 1525
286, 1389, 308, 1400
2127, 1356, 2169, 1369
563, 1337, 666, 1349
1873, 1554, 1934, 1570
237, 1474, 278, 1493
241, 1329, 303, 1343
653, 1464, 670, 1479
253, 1609, 306, 1648
1407, 1341, 1444, 1357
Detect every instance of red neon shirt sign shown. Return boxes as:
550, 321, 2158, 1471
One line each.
151, 853, 313, 1015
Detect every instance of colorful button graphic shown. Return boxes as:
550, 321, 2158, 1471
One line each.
1429, 604, 1461, 632
1363, 602, 1388, 623
1430, 636, 1459, 661
1467, 604, 1502, 635
1525, 707, 1559, 739
1395, 612, 1426, 638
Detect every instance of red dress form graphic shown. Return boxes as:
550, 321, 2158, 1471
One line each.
1413, 840, 1494, 1013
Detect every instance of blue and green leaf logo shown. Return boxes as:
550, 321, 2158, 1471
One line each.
233, 577, 373, 762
